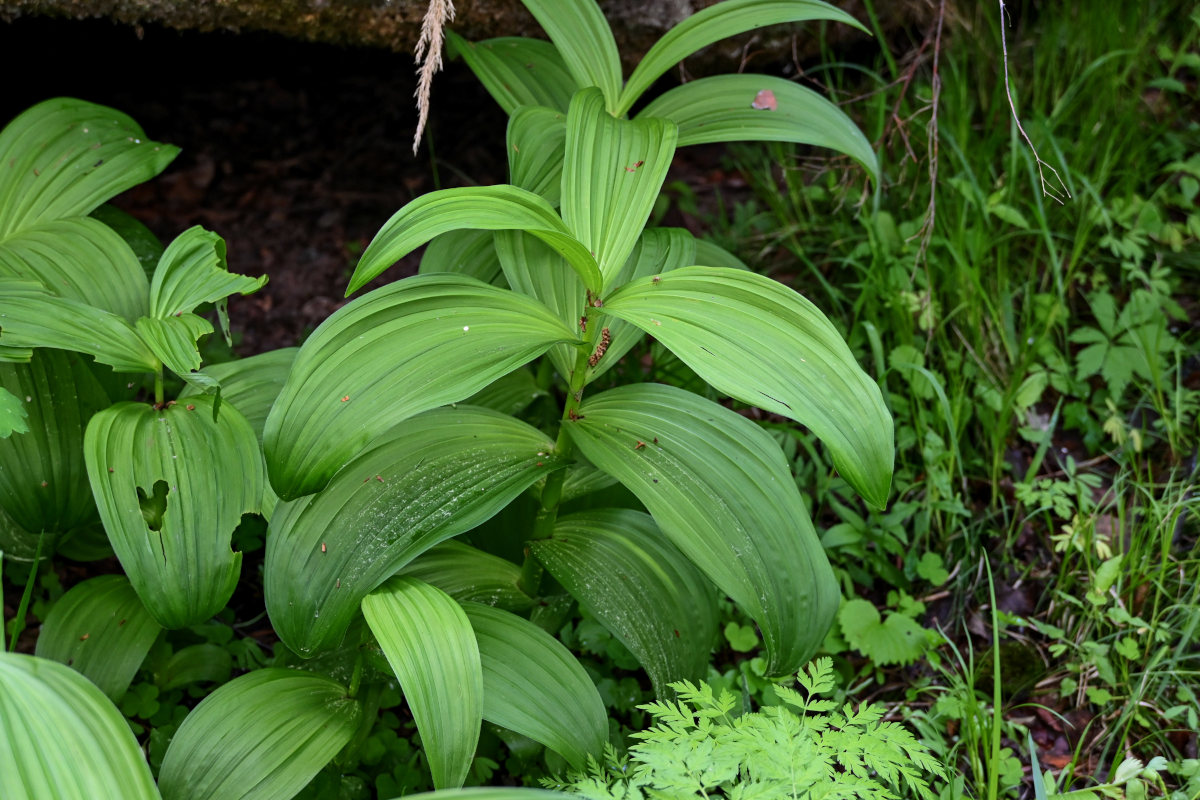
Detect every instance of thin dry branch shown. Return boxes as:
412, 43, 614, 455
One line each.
998, 0, 1070, 203
413, 0, 455, 155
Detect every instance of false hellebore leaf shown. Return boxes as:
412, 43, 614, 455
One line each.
446, 31, 577, 115
637, 74, 878, 181
507, 105, 567, 206
158, 669, 360, 800
263, 274, 578, 500
34, 574, 162, 701
598, 266, 893, 508
566, 383, 841, 676
363, 577, 483, 790
0, 349, 110, 538
265, 405, 565, 656
0, 653, 161, 800
561, 88, 678, 289
348, 184, 602, 295
530, 508, 718, 697
84, 396, 263, 629
397, 541, 534, 611
518, 0, 623, 112
464, 603, 607, 770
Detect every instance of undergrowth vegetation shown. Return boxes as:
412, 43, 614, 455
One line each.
0, 0, 1197, 798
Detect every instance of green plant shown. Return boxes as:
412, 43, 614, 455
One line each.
0, 0, 892, 797
545, 657, 944, 799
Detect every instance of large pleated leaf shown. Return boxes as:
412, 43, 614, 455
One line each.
34, 575, 162, 701
84, 397, 262, 628
519, 0, 622, 112
178, 348, 298, 442
694, 236, 751, 271
494, 230, 584, 380
363, 577, 482, 789
446, 32, 576, 115
263, 274, 578, 500
531, 508, 718, 697
148, 226, 266, 318
598, 267, 893, 508
349, 186, 601, 295
265, 405, 565, 655
587, 227, 696, 382
508, 106, 567, 205
398, 541, 533, 611
0, 279, 157, 373
464, 367, 548, 419
616, 0, 867, 115
637, 75, 878, 180
561, 89, 678, 288
135, 313, 217, 391
420, 229, 505, 286
0, 653, 161, 800
0, 97, 178, 235
464, 603, 606, 769
158, 668, 360, 800
0, 349, 109, 535
0, 217, 148, 321
565, 383, 840, 675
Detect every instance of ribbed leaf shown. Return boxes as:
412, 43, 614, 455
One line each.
0, 217, 148, 321
464, 367, 548, 418
179, 348, 298, 442
446, 32, 576, 114
158, 668, 360, 800
494, 230, 584, 380
263, 274, 578, 500
399, 541, 533, 611
265, 405, 565, 656
0, 350, 109, 536
0, 387, 26, 437
464, 603, 606, 769
135, 314, 216, 391
694, 237, 751, 271
148, 226, 266, 318
616, 0, 867, 115
561, 89, 678, 288
637, 75, 878, 180
349, 186, 601, 295
0, 279, 157, 373
0, 97, 178, 235
566, 383, 840, 675
519, 0, 622, 111
0, 653, 161, 800
90, 203, 164, 281
363, 577, 482, 789
84, 397, 262, 628
598, 267, 893, 508
157, 643, 233, 691
587, 227, 695, 381
34, 575, 162, 700
531, 508, 718, 697
508, 106, 567, 205
420, 229, 505, 286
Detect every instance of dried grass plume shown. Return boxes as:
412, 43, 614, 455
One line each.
413, 0, 455, 155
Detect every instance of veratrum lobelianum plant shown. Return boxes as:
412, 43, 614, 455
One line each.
0, 1, 893, 798
259, 0, 891, 791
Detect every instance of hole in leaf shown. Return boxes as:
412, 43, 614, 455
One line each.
137, 479, 170, 531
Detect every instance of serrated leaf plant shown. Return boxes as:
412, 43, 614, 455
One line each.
259, 0, 893, 790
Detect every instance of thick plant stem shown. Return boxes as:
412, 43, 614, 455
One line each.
519, 311, 601, 595
154, 365, 165, 407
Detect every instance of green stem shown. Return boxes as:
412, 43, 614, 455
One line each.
8, 532, 45, 652
518, 310, 602, 595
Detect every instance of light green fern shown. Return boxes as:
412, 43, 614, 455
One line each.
545, 658, 945, 800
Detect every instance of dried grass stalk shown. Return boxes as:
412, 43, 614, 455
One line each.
413, 0, 455, 154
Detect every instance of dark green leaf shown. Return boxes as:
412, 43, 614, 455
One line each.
446, 32, 576, 114
179, 348, 297, 443
420, 229, 505, 286
566, 383, 840, 675
0, 387, 26, 437
598, 267, 893, 508
265, 405, 565, 655
263, 274, 578, 500
158, 669, 360, 800
508, 106, 568, 205
398, 541, 534, 611
465, 603, 606, 769
157, 643, 233, 691
531, 508, 718, 696
34, 575, 161, 700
